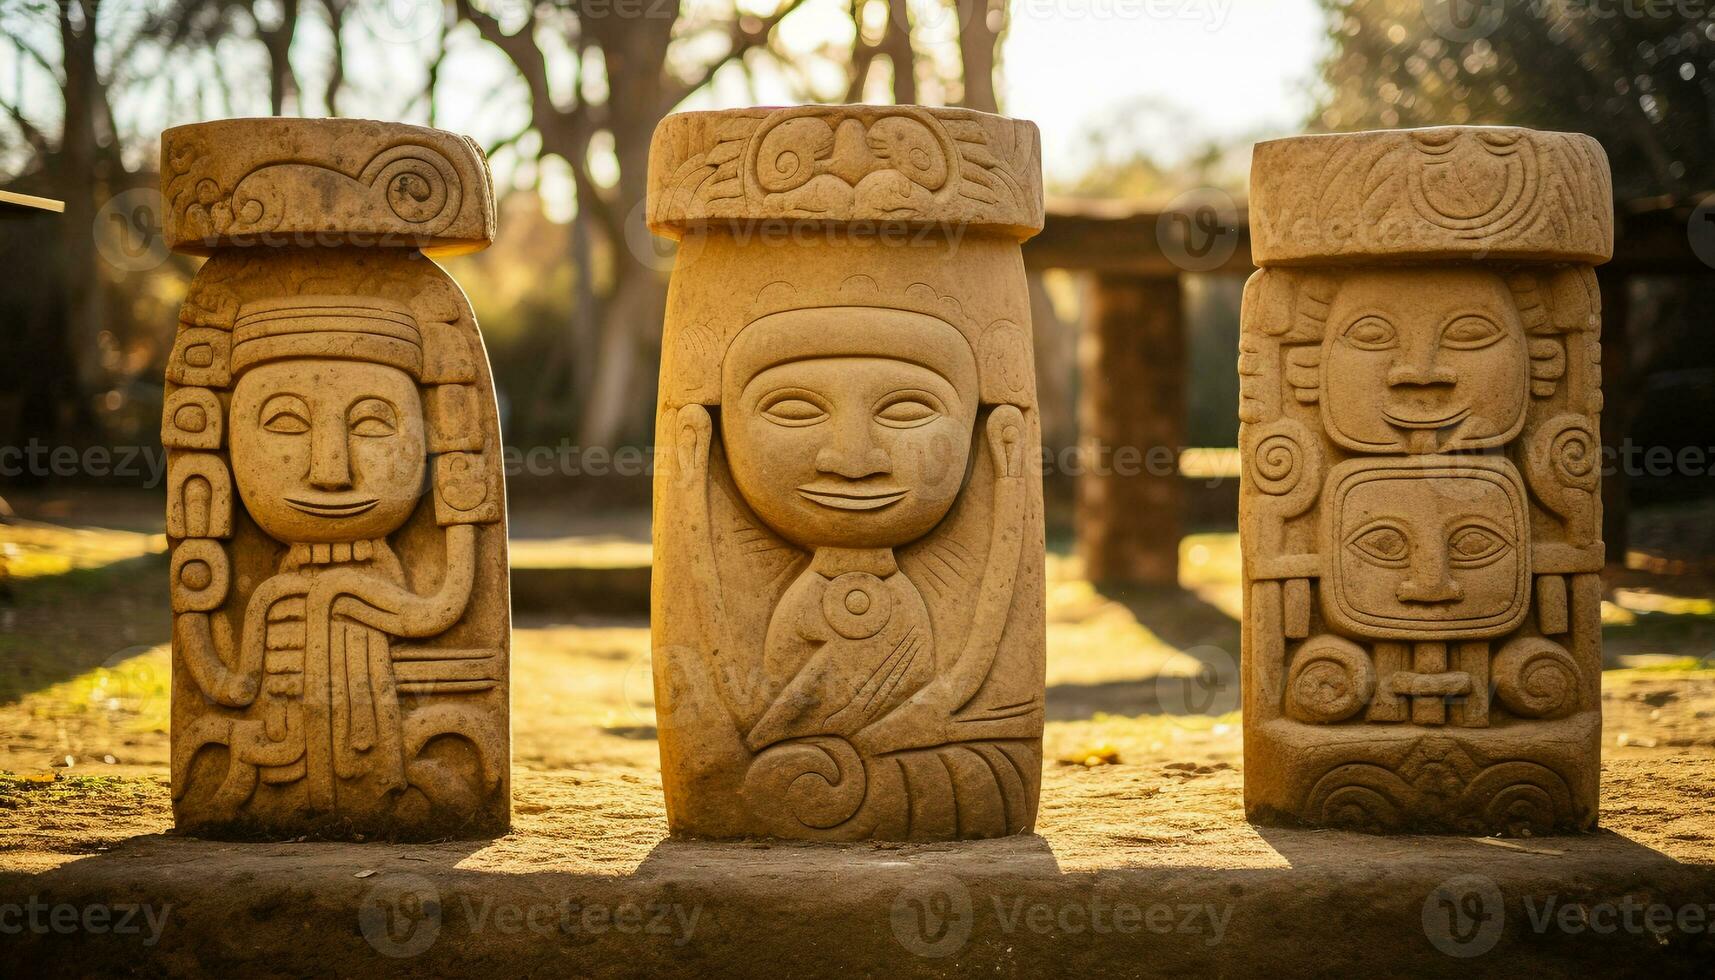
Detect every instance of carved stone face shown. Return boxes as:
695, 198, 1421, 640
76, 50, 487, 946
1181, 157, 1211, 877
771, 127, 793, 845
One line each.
1322, 267, 1527, 452
1323, 459, 1529, 639
724, 355, 976, 550
230, 360, 425, 544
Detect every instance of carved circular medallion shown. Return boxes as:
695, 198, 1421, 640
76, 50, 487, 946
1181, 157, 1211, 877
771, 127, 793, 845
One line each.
823, 571, 891, 640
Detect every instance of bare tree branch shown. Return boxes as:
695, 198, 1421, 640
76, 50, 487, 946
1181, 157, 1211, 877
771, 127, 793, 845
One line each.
658, 0, 811, 114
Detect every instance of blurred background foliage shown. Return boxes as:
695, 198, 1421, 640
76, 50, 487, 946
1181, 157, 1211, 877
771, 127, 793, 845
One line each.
1, 0, 1713, 518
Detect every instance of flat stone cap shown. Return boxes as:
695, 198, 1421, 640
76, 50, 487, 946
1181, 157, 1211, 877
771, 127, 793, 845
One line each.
1250, 126, 1613, 265
161, 117, 495, 257
648, 104, 1044, 241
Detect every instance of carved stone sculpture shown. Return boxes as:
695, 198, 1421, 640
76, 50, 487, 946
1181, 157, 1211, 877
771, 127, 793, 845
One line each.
163, 119, 508, 839
646, 105, 1046, 840
1241, 127, 1612, 835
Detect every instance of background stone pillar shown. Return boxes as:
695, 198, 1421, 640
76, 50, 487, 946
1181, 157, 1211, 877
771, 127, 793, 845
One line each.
1078, 272, 1184, 587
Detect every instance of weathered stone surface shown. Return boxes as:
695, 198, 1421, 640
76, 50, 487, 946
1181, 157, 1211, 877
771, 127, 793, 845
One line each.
161, 117, 495, 256
1249, 127, 1613, 265
1240, 126, 1610, 834
164, 120, 509, 840
647, 105, 1043, 239
647, 105, 1047, 841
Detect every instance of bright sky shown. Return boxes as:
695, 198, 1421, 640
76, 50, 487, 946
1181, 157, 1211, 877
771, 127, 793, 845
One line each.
1000, 0, 1328, 177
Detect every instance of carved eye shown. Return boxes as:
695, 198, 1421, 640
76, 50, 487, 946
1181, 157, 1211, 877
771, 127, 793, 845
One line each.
348, 398, 398, 437
1447, 523, 1509, 566
874, 391, 945, 429
760, 390, 829, 427
1342, 316, 1398, 351
260, 395, 310, 435
1348, 522, 1410, 566
1441, 315, 1504, 350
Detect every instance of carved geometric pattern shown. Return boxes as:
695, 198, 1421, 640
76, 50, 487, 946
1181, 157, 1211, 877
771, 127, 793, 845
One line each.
647, 106, 1046, 841
1240, 126, 1610, 836
163, 119, 509, 841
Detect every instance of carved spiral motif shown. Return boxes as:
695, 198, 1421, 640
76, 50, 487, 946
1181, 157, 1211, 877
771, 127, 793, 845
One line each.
358, 144, 463, 233
1246, 419, 1321, 504
224, 176, 286, 234
1546, 417, 1599, 488
1304, 764, 1408, 833
742, 736, 867, 832
1253, 434, 1304, 494
1493, 637, 1581, 719
1461, 761, 1573, 837
1285, 635, 1376, 724
754, 118, 835, 193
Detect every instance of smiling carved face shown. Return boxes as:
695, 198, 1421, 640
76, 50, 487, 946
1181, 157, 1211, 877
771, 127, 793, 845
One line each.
1321, 267, 1528, 452
723, 355, 976, 550
229, 360, 425, 544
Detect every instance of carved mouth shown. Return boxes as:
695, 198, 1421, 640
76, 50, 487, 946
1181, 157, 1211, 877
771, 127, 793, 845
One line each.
1382, 406, 1471, 430
796, 483, 909, 511
286, 496, 380, 518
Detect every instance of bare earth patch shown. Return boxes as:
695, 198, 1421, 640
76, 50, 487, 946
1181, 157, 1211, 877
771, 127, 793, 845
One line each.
1, 517, 1712, 974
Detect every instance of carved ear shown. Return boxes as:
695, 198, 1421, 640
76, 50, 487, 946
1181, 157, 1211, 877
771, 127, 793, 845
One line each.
1547, 266, 1600, 333
1285, 345, 1322, 404
1238, 333, 1268, 424
979, 319, 1033, 408
1241, 269, 1333, 341
1241, 269, 1290, 337
668, 321, 721, 407
167, 325, 232, 388
1530, 338, 1567, 398
421, 320, 477, 385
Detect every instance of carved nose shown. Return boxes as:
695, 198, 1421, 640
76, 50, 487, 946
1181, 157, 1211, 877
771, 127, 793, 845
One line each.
815, 446, 891, 480
1397, 576, 1464, 603
309, 430, 354, 491
1387, 363, 1458, 387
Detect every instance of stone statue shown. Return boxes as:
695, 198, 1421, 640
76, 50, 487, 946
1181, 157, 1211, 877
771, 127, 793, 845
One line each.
646, 105, 1046, 840
162, 119, 509, 839
1240, 127, 1612, 834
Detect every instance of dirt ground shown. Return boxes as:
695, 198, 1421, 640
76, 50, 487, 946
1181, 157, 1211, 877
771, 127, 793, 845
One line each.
1, 501, 1712, 862
1, 498, 1713, 974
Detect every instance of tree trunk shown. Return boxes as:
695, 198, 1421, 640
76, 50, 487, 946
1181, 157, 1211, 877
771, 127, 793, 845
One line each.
955, 0, 999, 112
60, 0, 106, 421
882, 0, 916, 104
262, 0, 300, 115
